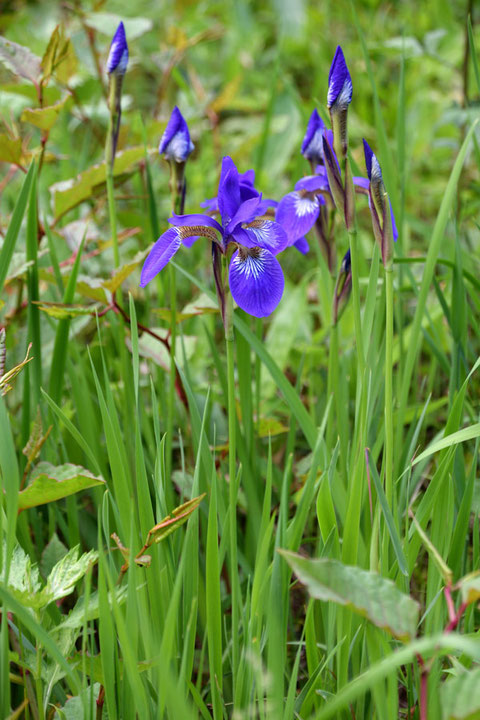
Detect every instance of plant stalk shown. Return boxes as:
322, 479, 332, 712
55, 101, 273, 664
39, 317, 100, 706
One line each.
348, 227, 365, 377
384, 267, 394, 510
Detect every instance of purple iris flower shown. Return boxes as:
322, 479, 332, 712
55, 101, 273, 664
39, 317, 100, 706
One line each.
327, 46, 352, 110
140, 156, 288, 318
107, 22, 129, 75
201, 168, 276, 215
159, 106, 194, 163
301, 109, 326, 166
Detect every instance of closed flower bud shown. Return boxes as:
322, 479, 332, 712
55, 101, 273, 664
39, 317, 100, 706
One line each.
107, 22, 129, 76
363, 140, 398, 268
301, 109, 326, 167
159, 106, 195, 164
327, 46, 352, 159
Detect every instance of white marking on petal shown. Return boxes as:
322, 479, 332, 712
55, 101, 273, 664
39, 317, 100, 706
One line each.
370, 154, 382, 182
232, 249, 267, 281
163, 130, 194, 162
304, 130, 324, 161
330, 78, 352, 109
293, 194, 319, 217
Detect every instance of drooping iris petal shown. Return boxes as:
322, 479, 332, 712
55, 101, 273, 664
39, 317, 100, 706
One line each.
276, 191, 320, 244
327, 46, 352, 110
294, 236, 310, 254
229, 248, 285, 318
159, 106, 194, 163
353, 176, 370, 192
218, 156, 241, 225
200, 196, 219, 212
389, 199, 398, 242
232, 220, 288, 255
107, 22, 129, 75
225, 195, 262, 234
169, 213, 224, 235
256, 198, 278, 214
301, 109, 326, 163
140, 228, 182, 287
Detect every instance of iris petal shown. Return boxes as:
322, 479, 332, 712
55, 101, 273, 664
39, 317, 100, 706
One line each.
276, 191, 320, 244
140, 228, 182, 287
169, 213, 224, 235
225, 195, 262, 234
295, 172, 329, 193
159, 107, 194, 162
229, 248, 284, 318
218, 156, 241, 224
294, 236, 310, 254
232, 220, 288, 255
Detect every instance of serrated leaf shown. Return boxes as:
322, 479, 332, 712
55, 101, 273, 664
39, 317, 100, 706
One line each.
21, 94, 71, 131
3, 543, 41, 598
0, 133, 22, 164
441, 666, 480, 719
50, 146, 152, 219
102, 248, 149, 292
458, 572, 480, 605
44, 545, 97, 604
0, 36, 41, 84
35, 302, 99, 319
280, 551, 419, 641
19, 462, 105, 510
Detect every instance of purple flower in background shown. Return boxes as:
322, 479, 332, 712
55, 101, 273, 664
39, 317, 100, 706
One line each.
301, 109, 326, 166
327, 46, 352, 110
201, 168, 276, 216
363, 139, 398, 267
107, 22, 129, 75
140, 156, 288, 318
159, 106, 195, 163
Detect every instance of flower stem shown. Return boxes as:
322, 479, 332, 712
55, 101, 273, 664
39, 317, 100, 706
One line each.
384, 267, 394, 510
347, 227, 365, 377
105, 74, 122, 272
166, 178, 185, 485
224, 268, 239, 688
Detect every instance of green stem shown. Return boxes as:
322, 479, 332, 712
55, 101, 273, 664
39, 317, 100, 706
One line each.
106, 172, 119, 269
348, 227, 365, 377
384, 267, 394, 509
165, 178, 184, 486
224, 273, 239, 688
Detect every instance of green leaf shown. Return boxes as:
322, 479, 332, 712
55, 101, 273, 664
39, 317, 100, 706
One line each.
35, 302, 99, 319
41, 533, 68, 578
44, 546, 98, 605
19, 462, 105, 510
441, 666, 480, 719
0, 161, 35, 294
50, 146, 152, 219
0, 133, 22, 164
102, 248, 149, 293
21, 94, 71, 131
144, 494, 206, 547
280, 551, 419, 641
4, 542, 41, 600
0, 36, 41, 84
412, 424, 480, 468
53, 682, 103, 719
57, 586, 127, 632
